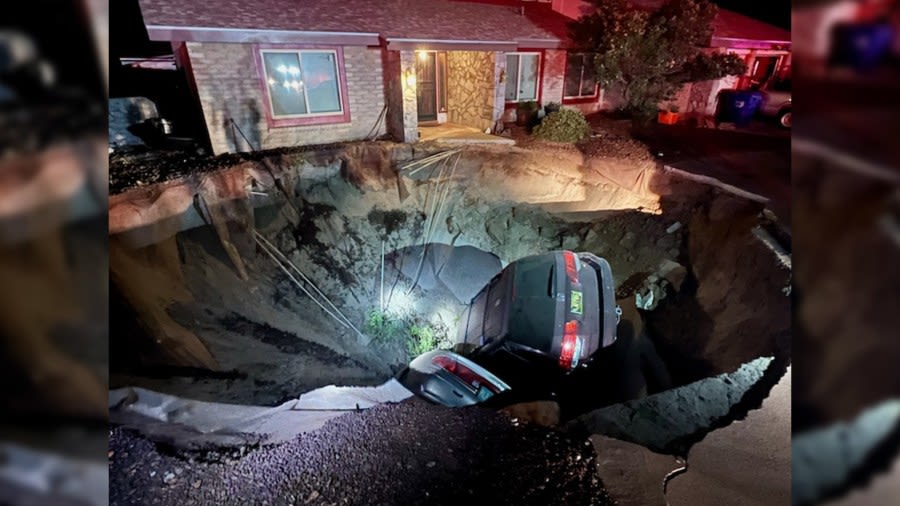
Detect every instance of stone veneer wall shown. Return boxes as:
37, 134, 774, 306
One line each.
184, 42, 387, 154
447, 51, 499, 132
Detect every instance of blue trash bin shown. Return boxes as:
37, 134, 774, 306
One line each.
715, 90, 763, 127
830, 21, 895, 72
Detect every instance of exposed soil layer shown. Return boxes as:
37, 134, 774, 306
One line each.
110, 141, 790, 413
109, 140, 360, 195
109, 399, 612, 506
0, 99, 106, 155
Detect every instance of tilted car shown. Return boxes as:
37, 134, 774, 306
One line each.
457, 250, 619, 372
396, 349, 511, 407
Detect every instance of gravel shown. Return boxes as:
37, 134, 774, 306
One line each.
110, 399, 612, 506
108, 141, 350, 195
0, 99, 105, 156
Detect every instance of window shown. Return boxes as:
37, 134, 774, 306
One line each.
505, 52, 540, 102
259, 49, 343, 120
564, 52, 598, 99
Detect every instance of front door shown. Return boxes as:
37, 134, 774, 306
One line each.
750, 56, 780, 88
416, 52, 437, 122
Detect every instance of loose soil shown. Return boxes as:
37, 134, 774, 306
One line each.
109, 399, 612, 506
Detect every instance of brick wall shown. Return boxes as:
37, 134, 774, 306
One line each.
185, 42, 387, 155
541, 49, 566, 106
540, 49, 606, 116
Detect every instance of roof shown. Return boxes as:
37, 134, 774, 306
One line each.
711, 9, 791, 47
137, 0, 564, 49
457, 0, 574, 43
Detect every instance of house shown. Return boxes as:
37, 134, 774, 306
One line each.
552, 0, 791, 119
134, 0, 789, 155
135, 0, 625, 154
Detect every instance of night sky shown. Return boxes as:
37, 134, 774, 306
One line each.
713, 0, 791, 30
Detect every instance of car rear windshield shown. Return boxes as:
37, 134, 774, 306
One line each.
507, 254, 560, 351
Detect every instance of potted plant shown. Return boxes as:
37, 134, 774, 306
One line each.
516, 100, 539, 126
657, 104, 680, 125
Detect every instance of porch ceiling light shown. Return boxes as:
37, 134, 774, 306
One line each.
417, 50, 429, 61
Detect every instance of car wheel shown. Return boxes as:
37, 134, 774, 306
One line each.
778, 109, 791, 129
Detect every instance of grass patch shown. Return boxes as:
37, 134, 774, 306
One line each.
364, 309, 452, 360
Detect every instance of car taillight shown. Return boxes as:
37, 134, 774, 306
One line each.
559, 320, 582, 370
563, 251, 580, 284
432, 355, 501, 393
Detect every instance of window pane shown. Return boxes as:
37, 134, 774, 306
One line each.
262, 52, 307, 116
580, 54, 597, 96
518, 54, 539, 100
505, 54, 519, 101
564, 53, 584, 97
301, 52, 342, 113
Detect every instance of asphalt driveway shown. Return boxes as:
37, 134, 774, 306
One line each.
632, 124, 791, 223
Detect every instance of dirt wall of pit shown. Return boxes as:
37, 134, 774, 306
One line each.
109, 140, 790, 405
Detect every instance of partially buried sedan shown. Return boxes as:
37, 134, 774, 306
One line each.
396, 349, 511, 407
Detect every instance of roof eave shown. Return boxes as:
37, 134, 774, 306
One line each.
146, 25, 381, 46
711, 36, 791, 50
385, 38, 518, 51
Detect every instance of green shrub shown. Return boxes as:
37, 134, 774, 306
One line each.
533, 109, 592, 143
364, 309, 408, 345
364, 309, 450, 359
407, 325, 440, 357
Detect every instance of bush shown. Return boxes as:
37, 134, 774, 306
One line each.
364, 309, 451, 359
533, 109, 592, 143
408, 325, 440, 357
364, 309, 408, 345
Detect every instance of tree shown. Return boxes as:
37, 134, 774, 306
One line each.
570, 0, 747, 118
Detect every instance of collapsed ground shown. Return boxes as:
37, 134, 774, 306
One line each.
109, 130, 791, 502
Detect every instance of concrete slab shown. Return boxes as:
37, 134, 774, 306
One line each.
666, 367, 791, 506
418, 123, 515, 145
592, 435, 679, 506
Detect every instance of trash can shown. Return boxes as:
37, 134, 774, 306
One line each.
715, 89, 763, 127
828, 21, 895, 72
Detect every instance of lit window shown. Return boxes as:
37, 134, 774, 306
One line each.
564, 53, 598, 99
260, 50, 343, 118
505, 53, 540, 102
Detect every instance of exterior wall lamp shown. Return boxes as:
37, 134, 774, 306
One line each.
404, 68, 416, 88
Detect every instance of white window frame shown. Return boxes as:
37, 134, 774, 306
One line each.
259, 48, 345, 119
505, 52, 542, 103
564, 52, 599, 100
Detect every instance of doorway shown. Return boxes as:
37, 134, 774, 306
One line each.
416, 52, 437, 122
750, 56, 780, 88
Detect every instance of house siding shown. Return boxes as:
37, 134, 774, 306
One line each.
540, 49, 606, 115
185, 42, 387, 155
540, 49, 566, 106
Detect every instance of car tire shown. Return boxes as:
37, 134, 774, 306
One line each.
778, 109, 791, 129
